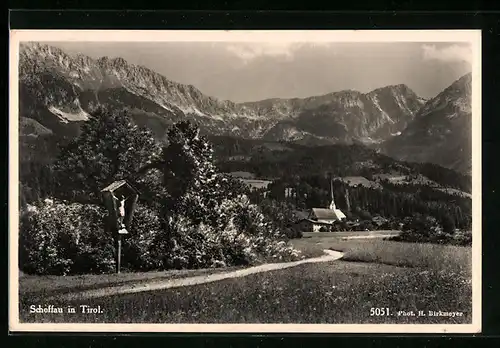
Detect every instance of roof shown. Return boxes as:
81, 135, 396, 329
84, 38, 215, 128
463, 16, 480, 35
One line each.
296, 218, 333, 226
294, 210, 310, 220
101, 179, 140, 194
240, 179, 272, 190
310, 208, 345, 221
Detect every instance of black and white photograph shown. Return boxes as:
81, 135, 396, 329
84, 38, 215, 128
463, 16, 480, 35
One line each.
9, 30, 481, 333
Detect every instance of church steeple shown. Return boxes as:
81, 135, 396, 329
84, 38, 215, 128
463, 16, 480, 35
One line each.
329, 179, 337, 210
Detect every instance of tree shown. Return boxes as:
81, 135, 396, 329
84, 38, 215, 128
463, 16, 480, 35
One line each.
258, 198, 301, 239
146, 121, 303, 268
53, 107, 162, 203
440, 214, 456, 234
159, 121, 219, 223
155, 121, 251, 228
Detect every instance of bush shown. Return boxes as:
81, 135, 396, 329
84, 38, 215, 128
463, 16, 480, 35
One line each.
359, 220, 375, 231
149, 216, 229, 270
19, 199, 168, 275
258, 199, 302, 239
284, 225, 303, 239
391, 214, 472, 246
351, 220, 375, 231
19, 180, 303, 275
452, 230, 472, 246
149, 195, 303, 270
213, 195, 302, 263
19, 199, 115, 275
379, 218, 400, 230
331, 220, 348, 232
121, 204, 164, 272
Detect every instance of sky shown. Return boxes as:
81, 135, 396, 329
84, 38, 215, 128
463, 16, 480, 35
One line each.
47, 41, 472, 102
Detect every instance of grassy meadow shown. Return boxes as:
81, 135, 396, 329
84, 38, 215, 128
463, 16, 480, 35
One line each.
290, 236, 471, 276
19, 235, 472, 324
19, 267, 243, 303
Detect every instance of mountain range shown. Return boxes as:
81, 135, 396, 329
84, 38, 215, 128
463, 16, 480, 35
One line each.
380, 73, 472, 175
17, 42, 472, 174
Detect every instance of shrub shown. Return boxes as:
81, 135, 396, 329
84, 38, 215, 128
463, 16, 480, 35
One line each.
213, 195, 302, 263
19, 181, 303, 275
258, 199, 302, 239
121, 204, 164, 272
149, 215, 224, 270
331, 220, 348, 232
19, 199, 168, 275
19, 199, 115, 275
149, 215, 260, 270
283, 225, 303, 239
149, 194, 303, 270
352, 220, 375, 231
391, 214, 472, 246
379, 218, 400, 230
453, 230, 472, 246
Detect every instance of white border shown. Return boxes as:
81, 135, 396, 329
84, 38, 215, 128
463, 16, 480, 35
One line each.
9, 30, 482, 334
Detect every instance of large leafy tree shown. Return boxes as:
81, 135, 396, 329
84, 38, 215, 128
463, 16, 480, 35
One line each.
139, 121, 249, 225
53, 107, 162, 203
160, 121, 225, 225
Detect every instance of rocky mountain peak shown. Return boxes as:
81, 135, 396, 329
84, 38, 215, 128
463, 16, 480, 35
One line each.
381, 72, 472, 174
417, 72, 472, 119
19, 42, 430, 146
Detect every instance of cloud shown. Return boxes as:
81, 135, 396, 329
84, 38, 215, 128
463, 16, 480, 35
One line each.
421, 44, 472, 64
225, 42, 331, 62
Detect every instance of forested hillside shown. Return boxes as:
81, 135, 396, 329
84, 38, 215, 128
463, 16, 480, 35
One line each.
209, 136, 472, 193
207, 135, 472, 234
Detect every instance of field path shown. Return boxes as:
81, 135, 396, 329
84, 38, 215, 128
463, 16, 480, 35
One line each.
48, 249, 344, 301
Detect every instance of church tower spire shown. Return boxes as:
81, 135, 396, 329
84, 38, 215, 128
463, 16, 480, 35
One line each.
329, 179, 337, 210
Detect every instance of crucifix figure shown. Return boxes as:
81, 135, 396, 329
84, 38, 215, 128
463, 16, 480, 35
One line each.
111, 192, 127, 229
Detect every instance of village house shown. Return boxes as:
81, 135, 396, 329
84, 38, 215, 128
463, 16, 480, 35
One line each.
295, 180, 347, 232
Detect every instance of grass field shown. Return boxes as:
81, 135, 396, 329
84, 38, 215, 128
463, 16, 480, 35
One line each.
290, 237, 471, 276
19, 235, 472, 324
20, 267, 242, 303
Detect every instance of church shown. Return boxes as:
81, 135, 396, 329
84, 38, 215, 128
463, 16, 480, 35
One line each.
295, 180, 347, 232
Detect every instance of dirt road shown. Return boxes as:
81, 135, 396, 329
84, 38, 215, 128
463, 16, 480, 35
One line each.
302, 230, 401, 239
47, 249, 344, 301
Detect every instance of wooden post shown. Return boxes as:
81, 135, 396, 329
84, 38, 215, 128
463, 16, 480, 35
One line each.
116, 234, 122, 274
